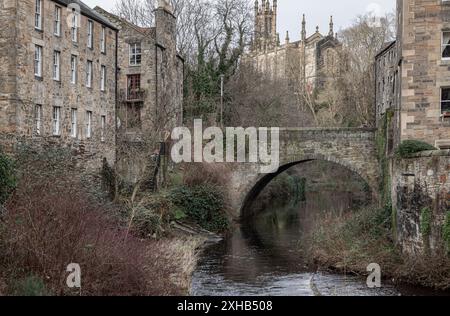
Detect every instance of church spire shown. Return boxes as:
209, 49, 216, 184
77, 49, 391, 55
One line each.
301, 14, 306, 41
329, 15, 334, 37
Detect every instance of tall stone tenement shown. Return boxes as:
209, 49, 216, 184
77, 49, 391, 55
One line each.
0, 0, 183, 185
94, 4, 184, 185
375, 0, 450, 256
376, 0, 450, 150
245, 0, 341, 92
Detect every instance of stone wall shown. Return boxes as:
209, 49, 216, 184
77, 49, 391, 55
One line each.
1, 0, 118, 177
392, 150, 450, 255
228, 128, 379, 218
397, 0, 450, 148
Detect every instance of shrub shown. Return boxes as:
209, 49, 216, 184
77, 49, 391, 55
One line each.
182, 162, 231, 188
395, 140, 436, 158
170, 185, 229, 232
0, 151, 16, 204
12, 276, 49, 296
420, 207, 432, 237
443, 212, 450, 252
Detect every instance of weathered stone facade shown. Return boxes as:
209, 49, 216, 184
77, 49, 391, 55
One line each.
0, 0, 183, 184
95, 3, 183, 185
392, 151, 450, 255
377, 0, 450, 149
228, 128, 379, 218
0, 0, 118, 175
245, 0, 341, 91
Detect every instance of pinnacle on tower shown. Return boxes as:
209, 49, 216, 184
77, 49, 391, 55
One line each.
329, 16, 334, 37
316, 26, 319, 33
285, 31, 290, 44
301, 14, 306, 41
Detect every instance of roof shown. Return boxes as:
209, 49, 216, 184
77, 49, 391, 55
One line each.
94, 6, 155, 36
375, 40, 396, 58
53, 0, 118, 31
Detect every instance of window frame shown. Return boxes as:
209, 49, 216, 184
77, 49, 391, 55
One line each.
86, 111, 93, 139
71, 108, 78, 138
100, 65, 106, 91
54, 5, 61, 36
129, 43, 142, 66
442, 31, 450, 60
53, 51, 61, 81
70, 55, 77, 84
88, 20, 94, 49
34, 45, 43, 78
35, 104, 42, 136
35, 0, 42, 30
101, 115, 106, 142
52, 106, 61, 136
71, 10, 79, 43
101, 26, 106, 54
441, 87, 450, 116
86, 60, 93, 88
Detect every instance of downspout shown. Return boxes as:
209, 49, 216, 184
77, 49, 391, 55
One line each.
115, 30, 119, 168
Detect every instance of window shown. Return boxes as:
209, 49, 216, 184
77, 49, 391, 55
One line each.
34, 45, 42, 77
101, 26, 106, 53
86, 111, 92, 138
129, 43, 142, 65
54, 6, 61, 36
71, 10, 78, 42
88, 20, 94, 49
101, 115, 106, 142
35, 104, 42, 135
71, 109, 78, 138
35, 0, 42, 30
443, 31, 450, 59
441, 87, 450, 115
53, 51, 61, 81
52, 107, 61, 136
100, 65, 106, 91
86, 61, 93, 88
71, 55, 77, 84
127, 74, 141, 100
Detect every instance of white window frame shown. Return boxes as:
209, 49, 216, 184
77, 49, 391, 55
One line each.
53, 51, 61, 81
52, 106, 61, 136
101, 26, 106, 53
54, 6, 61, 36
71, 55, 77, 84
129, 43, 142, 66
442, 31, 450, 60
35, 0, 42, 30
441, 87, 450, 115
35, 104, 42, 136
86, 60, 93, 88
88, 20, 94, 49
86, 111, 92, 139
71, 109, 78, 138
34, 45, 42, 77
71, 10, 78, 43
100, 65, 106, 91
101, 115, 106, 142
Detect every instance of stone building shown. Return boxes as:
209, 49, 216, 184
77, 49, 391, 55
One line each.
0, 0, 183, 186
245, 0, 341, 92
376, 0, 450, 150
0, 0, 118, 174
95, 2, 184, 185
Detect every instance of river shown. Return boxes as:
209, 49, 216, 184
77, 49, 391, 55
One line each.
191, 192, 449, 296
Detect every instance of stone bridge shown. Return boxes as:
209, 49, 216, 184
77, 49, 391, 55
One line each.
228, 127, 380, 219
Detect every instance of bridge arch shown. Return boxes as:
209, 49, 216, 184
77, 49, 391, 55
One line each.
239, 154, 376, 219
227, 128, 380, 219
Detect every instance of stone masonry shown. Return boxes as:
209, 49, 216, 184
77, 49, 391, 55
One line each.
228, 128, 379, 218
245, 0, 341, 91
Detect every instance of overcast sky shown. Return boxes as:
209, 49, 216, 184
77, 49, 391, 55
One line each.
83, 0, 395, 40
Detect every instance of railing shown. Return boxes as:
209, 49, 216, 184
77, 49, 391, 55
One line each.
119, 89, 146, 102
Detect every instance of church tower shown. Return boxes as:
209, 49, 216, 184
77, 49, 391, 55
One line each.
253, 0, 278, 52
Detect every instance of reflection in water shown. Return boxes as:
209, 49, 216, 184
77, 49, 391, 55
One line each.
192, 192, 401, 296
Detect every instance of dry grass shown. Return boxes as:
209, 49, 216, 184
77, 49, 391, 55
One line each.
307, 205, 450, 290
